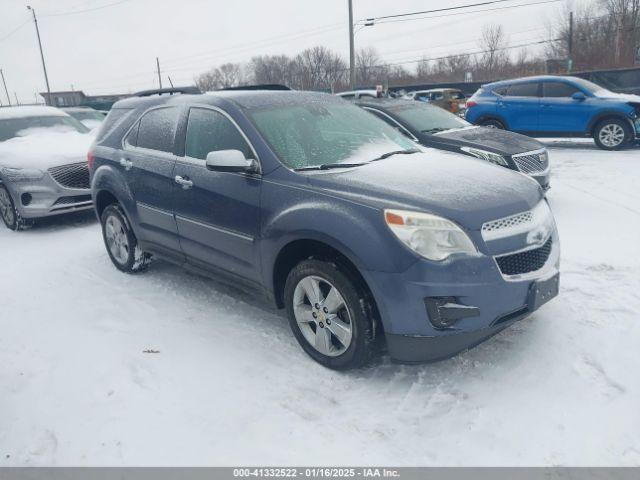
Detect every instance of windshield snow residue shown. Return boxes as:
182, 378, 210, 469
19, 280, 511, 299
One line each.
0, 129, 94, 170
248, 101, 417, 169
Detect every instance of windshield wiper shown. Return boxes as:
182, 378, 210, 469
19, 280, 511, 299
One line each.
294, 162, 368, 171
421, 128, 448, 134
370, 148, 421, 162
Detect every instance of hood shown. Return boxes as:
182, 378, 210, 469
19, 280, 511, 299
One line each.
595, 91, 640, 103
0, 130, 93, 171
306, 150, 543, 230
426, 126, 544, 156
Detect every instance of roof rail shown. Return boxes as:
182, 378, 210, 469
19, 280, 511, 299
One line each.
133, 86, 201, 97
219, 84, 291, 91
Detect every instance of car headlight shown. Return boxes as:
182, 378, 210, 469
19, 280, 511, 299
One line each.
460, 146, 508, 167
0, 167, 45, 182
384, 209, 477, 261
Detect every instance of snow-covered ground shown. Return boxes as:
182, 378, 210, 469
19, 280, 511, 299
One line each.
1, 141, 639, 466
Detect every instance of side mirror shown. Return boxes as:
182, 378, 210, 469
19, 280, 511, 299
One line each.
572, 91, 586, 101
205, 149, 259, 173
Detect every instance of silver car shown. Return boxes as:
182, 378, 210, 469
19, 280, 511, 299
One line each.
0, 106, 93, 230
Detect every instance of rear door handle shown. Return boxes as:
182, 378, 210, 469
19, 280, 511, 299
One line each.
119, 158, 133, 171
174, 175, 193, 189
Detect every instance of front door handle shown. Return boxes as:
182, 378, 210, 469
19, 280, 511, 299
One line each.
174, 175, 193, 189
119, 158, 133, 171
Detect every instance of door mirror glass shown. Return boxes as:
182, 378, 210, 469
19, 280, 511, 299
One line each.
572, 91, 586, 101
205, 149, 258, 173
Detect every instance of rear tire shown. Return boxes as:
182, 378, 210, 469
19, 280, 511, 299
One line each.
478, 118, 506, 129
100, 204, 151, 273
0, 184, 32, 231
284, 259, 376, 370
593, 118, 632, 150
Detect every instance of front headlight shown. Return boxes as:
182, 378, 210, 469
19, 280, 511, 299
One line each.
384, 209, 477, 261
0, 167, 44, 182
461, 146, 508, 167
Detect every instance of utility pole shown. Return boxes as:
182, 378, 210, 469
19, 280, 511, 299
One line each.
156, 57, 163, 89
567, 11, 573, 73
27, 6, 52, 106
0, 69, 10, 106
348, 0, 356, 90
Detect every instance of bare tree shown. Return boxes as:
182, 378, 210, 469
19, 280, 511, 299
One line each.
356, 47, 387, 86
195, 62, 245, 91
477, 25, 509, 78
250, 55, 293, 85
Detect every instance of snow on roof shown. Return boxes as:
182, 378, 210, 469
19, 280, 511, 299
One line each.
0, 106, 69, 120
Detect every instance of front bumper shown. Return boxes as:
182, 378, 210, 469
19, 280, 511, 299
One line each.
361, 230, 560, 363
3, 174, 92, 219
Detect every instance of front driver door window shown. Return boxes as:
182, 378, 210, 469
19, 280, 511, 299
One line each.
173, 107, 262, 282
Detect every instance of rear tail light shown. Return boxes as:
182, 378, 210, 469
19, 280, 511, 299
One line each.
87, 151, 95, 170
466, 100, 477, 108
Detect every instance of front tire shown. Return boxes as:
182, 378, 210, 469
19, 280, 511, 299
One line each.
100, 204, 151, 273
284, 259, 376, 370
593, 118, 632, 150
0, 184, 31, 231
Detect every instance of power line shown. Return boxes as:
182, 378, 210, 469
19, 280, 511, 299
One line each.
0, 17, 31, 43
370, 0, 562, 26
360, 0, 531, 23
40, 0, 132, 17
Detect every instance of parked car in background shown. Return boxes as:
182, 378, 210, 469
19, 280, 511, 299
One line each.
62, 107, 106, 130
465, 75, 640, 150
405, 88, 467, 115
0, 106, 93, 230
356, 98, 550, 189
90, 88, 559, 370
336, 89, 381, 100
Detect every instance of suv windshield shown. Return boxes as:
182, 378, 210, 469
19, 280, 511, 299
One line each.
247, 101, 416, 170
387, 103, 470, 133
0, 115, 89, 142
569, 77, 613, 97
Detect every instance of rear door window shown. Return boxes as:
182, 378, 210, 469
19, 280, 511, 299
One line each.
136, 107, 179, 153
506, 83, 539, 97
542, 82, 581, 97
185, 107, 254, 160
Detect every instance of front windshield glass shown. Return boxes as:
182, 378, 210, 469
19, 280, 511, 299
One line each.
247, 101, 416, 169
570, 77, 613, 96
0, 115, 90, 142
387, 103, 470, 133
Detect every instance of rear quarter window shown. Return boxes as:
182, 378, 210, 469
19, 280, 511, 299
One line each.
95, 108, 134, 143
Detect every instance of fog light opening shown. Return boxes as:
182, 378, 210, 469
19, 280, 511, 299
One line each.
21, 193, 33, 206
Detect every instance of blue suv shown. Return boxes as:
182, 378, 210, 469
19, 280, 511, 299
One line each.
89, 87, 560, 370
466, 75, 640, 150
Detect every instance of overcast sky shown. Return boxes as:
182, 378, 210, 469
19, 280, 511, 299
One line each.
0, 0, 573, 103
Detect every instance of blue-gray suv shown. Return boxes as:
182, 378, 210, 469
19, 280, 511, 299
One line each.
89, 87, 560, 370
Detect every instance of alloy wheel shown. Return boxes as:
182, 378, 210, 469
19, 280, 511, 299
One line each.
105, 214, 130, 265
0, 187, 15, 227
292, 275, 353, 357
599, 123, 625, 148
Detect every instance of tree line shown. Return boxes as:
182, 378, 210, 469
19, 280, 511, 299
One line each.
195, 0, 639, 93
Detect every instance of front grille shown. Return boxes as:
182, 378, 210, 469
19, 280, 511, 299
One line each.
495, 237, 553, 276
52, 195, 92, 206
512, 151, 548, 174
482, 210, 532, 234
48, 162, 90, 189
